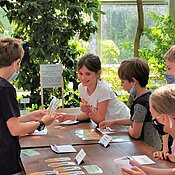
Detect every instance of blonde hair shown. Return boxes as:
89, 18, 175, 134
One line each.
164, 45, 175, 62
150, 84, 175, 116
0, 38, 24, 68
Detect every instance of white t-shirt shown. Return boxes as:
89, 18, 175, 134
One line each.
78, 80, 130, 120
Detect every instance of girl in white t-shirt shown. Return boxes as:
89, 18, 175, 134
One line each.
57, 54, 130, 124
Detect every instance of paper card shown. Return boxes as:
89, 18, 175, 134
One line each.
114, 156, 132, 170
50, 144, 77, 153
75, 149, 86, 165
131, 155, 155, 165
54, 166, 81, 172
30, 170, 57, 175
58, 120, 79, 125
83, 165, 103, 174
45, 157, 71, 162
21, 149, 40, 157
98, 134, 112, 147
57, 171, 85, 175
96, 127, 115, 134
48, 162, 76, 167
30, 127, 48, 136
110, 136, 124, 143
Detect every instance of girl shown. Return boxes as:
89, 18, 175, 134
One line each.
153, 45, 175, 161
121, 84, 175, 175
57, 54, 130, 124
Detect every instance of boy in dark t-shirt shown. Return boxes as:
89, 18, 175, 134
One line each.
0, 38, 55, 174
99, 58, 162, 150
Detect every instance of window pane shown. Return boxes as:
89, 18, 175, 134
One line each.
101, 4, 168, 63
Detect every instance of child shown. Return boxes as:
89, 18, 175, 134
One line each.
0, 38, 55, 174
153, 45, 175, 161
121, 84, 175, 175
57, 54, 130, 124
99, 58, 162, 150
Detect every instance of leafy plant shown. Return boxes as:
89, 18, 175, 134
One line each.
0, 0, 102, 108
139, 12, 175, 88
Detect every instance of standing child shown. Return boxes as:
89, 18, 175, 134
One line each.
99, 58, 162, 150
153, 45, 175, 162
57, 54, 130, 124
0, 38, 55, 174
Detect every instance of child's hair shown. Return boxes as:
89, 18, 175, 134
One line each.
150, 84, 175, 116
0, 38, 24, 68
118, 58, 149, 87
164, 45, 175, 62
77, 54, 101, 73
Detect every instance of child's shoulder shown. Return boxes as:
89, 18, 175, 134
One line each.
0, 77, 12, 88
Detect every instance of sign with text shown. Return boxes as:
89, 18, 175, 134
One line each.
40, 64, 63, 88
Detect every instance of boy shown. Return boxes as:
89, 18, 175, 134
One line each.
0, 38, 55, 174
99, 58, 162, 150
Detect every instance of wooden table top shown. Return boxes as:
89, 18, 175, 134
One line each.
21, 141, 174, 175
20, 108, 131, 148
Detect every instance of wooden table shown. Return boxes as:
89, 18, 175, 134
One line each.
21, 141, 174, 175
20, 108, 132, 148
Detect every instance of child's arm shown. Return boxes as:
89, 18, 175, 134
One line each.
19, 110, 48, 122
7, 114, 54, 136
87, 99, 109, 124
99, 118, 131, 129
128, 121, 143, 139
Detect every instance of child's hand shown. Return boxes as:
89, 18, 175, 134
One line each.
165, 153, 175, 162
55, 113, 70, 122
153, 150, 169, 160
80, 99, 91, 114
28, 110, 48, 121
99, 120, 112, 129
121, 166, 147, 175
41, 114, 55, 126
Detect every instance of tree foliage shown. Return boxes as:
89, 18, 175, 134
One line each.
0, 0, 101, 108
140, 12, 175, 84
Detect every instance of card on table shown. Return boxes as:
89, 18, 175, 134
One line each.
54, 166, 81, 172
45, 157, 71, 162
21, 149, 40, 157
83, 165, 103, 174
50, 144, 77, 154
96, 127, 116, 134
48, 162, 76, 168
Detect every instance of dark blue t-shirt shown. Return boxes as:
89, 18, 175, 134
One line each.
0, 77, 21, 174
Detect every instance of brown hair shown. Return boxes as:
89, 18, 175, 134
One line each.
0, 38, 24, 68
164, 45, 175, 62
150, 84, 175, 116
118, 58, 149, 87
77, 54, 101, 73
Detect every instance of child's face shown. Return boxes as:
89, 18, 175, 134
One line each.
120, 79, 133, 93
78, 65, 99, 87
150, 102, 175, 137
165, 60, 175, 78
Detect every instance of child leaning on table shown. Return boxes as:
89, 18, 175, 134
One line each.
99, 58, 162, 150
57, 53, 130, 125
0, 38, 55, 174
153, 45, 175, 162
121, 84, 175, 175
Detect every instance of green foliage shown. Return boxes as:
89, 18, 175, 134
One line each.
101, 40, 120, 64
0, 21, 4, 34
102, 65, 129, 103
0, 0, 101, 108
139, 12, 175, 88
